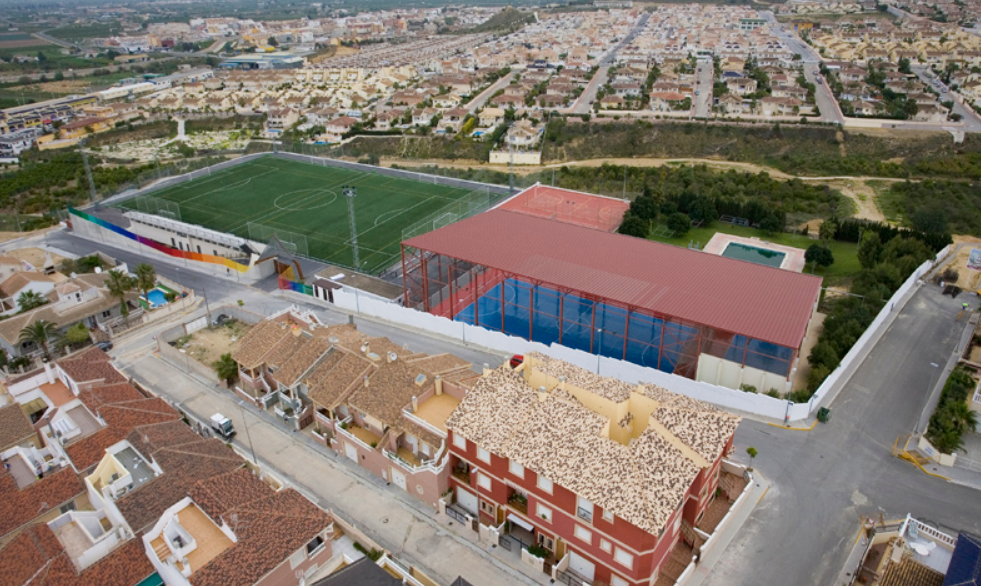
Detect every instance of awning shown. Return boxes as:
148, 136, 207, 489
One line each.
508, 514, 534, 533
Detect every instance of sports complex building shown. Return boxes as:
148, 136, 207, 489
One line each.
402, 185, 824, 391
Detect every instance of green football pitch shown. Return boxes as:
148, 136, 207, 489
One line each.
118, 156, 493, 274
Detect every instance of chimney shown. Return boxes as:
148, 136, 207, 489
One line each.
435, 375, 443, 396
538, 386, 547, 402
43, 361, 55, 385
558, 375, 566, 390
482, 362, 491, 376
363, 375, 369, 388
387, 351, 397, 364
411, 395, 418, 412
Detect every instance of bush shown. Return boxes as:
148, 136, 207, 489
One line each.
667, 212, 691, 235
925, 368, 979, 454
740, 384, 758, 393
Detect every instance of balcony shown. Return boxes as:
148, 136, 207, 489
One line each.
452, 462, 471, 484
338, 421, 382, 449
508, 492, 529, 515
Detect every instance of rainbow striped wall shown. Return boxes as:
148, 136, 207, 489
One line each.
69, 207, 251, 273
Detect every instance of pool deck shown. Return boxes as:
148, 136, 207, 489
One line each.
703, 234, 806, 273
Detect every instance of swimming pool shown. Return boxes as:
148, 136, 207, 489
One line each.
722, 242, 786, 268
146, 288, 167, 308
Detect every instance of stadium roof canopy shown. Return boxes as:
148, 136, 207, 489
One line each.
404, 209, 822, 349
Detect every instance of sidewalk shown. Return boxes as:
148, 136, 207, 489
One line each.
118, 348, 544, 586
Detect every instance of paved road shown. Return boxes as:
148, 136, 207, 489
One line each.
693, 64, 713, 118
702, 285, 981, 586
570, 12, 650, 114
465, 71, 515, 114
803, 65, 845, 125
911, 66, 981, 132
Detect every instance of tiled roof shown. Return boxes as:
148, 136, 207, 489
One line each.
263, 330, 308, 369
57, 347, 127, 386
0, 466, 84, 540
347, 359, 433, 426
67, 396, 181, 471
190, 489, 331, 586
188, 469, 272, 522
0, 523, 154, 586
230, 319, 292, 369
406, 353, 473, 375
880, 557, 944, 586
0, 403, 35, 450
307, 351, 373, 410
446, 357, 741, 535
276, 336, 333, 387
116, 434, 244, 532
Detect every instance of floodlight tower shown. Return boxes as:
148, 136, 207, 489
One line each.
343, 186, 359, 269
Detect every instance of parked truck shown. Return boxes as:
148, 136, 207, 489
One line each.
210, 413, 236, 439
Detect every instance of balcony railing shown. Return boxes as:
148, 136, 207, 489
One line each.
576, 507, 593, 523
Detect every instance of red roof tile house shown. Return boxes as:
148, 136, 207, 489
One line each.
231, 308, 479, 510
444, 353, 742, 586
142, 469, 333, 586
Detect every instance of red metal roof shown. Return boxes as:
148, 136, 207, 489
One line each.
404, 209, 822, 348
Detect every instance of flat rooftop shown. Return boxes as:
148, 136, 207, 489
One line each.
115, 447, 154, 491
413, 393, 460, 433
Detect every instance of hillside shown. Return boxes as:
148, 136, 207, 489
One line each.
468, 7, 535, 33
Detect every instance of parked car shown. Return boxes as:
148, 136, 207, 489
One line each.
212, 314, 230, 327
96, 341, 113, 352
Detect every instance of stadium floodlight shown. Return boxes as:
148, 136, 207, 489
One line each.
343, 186, 359, 270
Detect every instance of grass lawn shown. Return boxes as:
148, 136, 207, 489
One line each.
868, 180, 905, 226
647, 222, 861, 281
118, 156, 500, 274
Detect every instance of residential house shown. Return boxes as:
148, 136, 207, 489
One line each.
504, 120, 542, 149
725, 77, 758, 96
230, 309, 477, 509
718, 93, 752, 115
760, 96, 802, 116
322, 116, 359, 142
0, 273, 140, 359
0, 128, 44, 158
439, 107, 469, 132
265, 108, 300, 134
649, 91, 689, 112
58, 118, 112, 141
141, 469, 333, 586
478, 107, 505, 129
445, 354, 742, 586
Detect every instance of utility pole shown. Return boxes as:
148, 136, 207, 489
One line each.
81, 140, 99, 210
343, 186, 359, 269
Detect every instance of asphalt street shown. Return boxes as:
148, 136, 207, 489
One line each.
911, 66, 981, 132
701, 285, 981, 586
21, 227, 981, 585
693, 64, 713, 118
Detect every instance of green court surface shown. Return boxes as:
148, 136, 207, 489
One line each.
118, 156, 487, 274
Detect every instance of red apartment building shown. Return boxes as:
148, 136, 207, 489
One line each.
445, 353, 741, 586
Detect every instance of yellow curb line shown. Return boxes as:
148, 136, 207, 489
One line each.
902, 450, 952, 480
753, 470, 769, 505
766, 420, 818, 432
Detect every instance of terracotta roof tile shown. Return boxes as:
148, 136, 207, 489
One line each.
307, 351, 373, 410
0, 466, 84, 540
190, 489, 331, 586
0, 404, 35, 451
189, 469, 271, 522
116, 436, 243, 532
231, 320, 291, 369
0, 524, 154, 586
57, 347, 126, 386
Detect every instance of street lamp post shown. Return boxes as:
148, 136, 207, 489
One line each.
342, 186, 359, 269
238, 401, 258, 465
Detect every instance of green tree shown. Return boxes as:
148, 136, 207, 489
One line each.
911, 207, 948, 235
134, 263, 157, 306
857, 231, 882, 269
105, 269, 136, 318
64, 322, 91, 347
667, 212, 691, 235
618, 213, 649, 238
746, 446, 758, 468
267, 36, 279, 47
759, 214, 783, 236
17, 290, 48, 313
19, 319, 59, 361
213, 353, 239, 385
805, 244, 835, 268
819, 216, 838, 243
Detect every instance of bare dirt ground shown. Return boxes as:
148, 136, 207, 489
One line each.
821, 179, 886, 223
937, 244, 981, 291
6, 246, 65, 268
179, 320, 252, 370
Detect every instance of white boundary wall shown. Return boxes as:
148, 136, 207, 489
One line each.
332, 249, 945, 422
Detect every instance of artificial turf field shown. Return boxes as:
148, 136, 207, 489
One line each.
118, 156, 488, 273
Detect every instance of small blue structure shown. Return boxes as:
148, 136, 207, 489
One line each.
945, 533, 981, 586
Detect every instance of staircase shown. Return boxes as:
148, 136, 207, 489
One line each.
152, 539, 170, 562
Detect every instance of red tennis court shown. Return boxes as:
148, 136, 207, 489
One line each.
496, 184, 629, 232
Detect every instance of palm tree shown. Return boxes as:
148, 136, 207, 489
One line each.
17, 290, 48, 313
945, 401, 979, 435
213, 353, 239, 385
105, 269, 136, 318
133, 263, 157, 306
19, 319, 60, 361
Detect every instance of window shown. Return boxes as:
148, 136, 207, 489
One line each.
610, 575, 629, 586
574, 524, 592, 544
306, 535, 325, 556
477, 472, 491, 490
477, 446, 491, 463
538, 533, 554, 550
537, 474, 553, 494
101, 310, 112, 319
614, 547, 634, 569
600, 539, 612, 553
509, 460, 524, 478
452, 433, 466, 449
577, 496, 593, 522
196, 245, 201, 254
602, 508, 614, 523
537, 503, 552, 522
480, 500, 495, 515
59, 501, 76, 514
